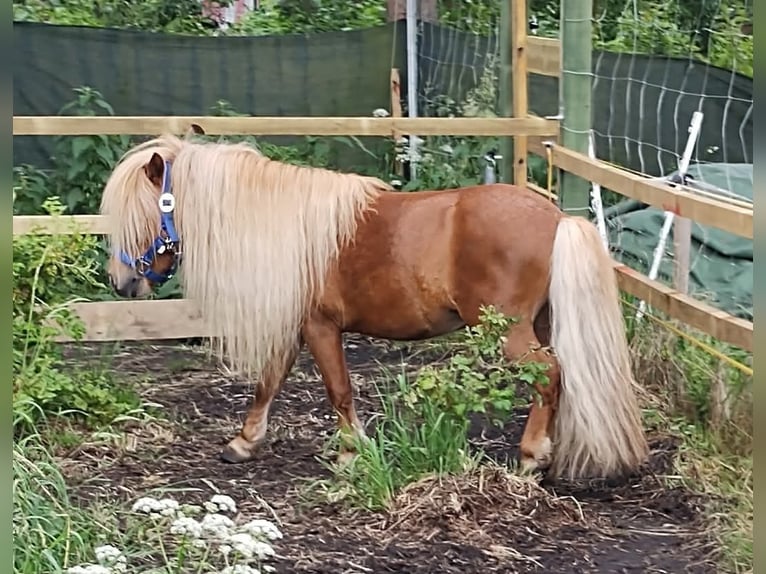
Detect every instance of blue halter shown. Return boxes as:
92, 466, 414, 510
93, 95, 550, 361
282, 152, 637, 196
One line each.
119, 160, 181, 285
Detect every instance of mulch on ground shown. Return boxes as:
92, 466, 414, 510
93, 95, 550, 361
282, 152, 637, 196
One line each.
59, 336, 719, 573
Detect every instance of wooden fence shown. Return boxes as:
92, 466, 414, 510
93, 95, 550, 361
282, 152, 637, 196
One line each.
13, 113, 753, 352
12, 21, 753, 353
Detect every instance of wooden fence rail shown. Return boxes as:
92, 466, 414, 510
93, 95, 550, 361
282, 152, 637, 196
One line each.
48, 266, 751, 351
13, 116, 560, 137
544, 143, 753, 239
13, 115, 753, 351
17, 210, 753, 352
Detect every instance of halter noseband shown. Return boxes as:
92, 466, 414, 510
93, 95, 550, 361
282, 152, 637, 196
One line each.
119, 160, 181, 285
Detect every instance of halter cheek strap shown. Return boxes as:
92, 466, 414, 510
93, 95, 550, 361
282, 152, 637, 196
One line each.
119, 160, 181, 285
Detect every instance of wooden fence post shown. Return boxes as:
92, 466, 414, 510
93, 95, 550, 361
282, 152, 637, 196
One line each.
559, 0, 593, 216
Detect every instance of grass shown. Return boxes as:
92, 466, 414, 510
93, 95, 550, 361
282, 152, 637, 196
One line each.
625, 305, 753, 573
312, 371, 486, 511
673, 423, 753, 573
13, 428, 118, 573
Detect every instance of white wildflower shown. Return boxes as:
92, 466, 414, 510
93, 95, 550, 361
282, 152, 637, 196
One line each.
132, 496, 161, 514
94, 544, 121, 562
67, 565, 113, 574
170, 516, 203, 539
396, 148, 422, 163
131, 496, 179, 516
440, 143, 454, 154
252, 540, 276, 560
372, 108, 390, 117
158, 498, 180, 516
219, 544, 232, 557
227, 532, 276, 561
204, 494, 237, 514
239, 519, 283, 541
94, 544, 126, 572
201, 512, 235, 539
180, 503, 203, 516
220, 566, 261, 574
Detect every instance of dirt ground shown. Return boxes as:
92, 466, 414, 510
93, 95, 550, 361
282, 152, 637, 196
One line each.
60, 335, 721, 574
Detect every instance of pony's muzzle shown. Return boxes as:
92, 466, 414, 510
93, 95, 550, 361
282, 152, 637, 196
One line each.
111, 273, 143, 298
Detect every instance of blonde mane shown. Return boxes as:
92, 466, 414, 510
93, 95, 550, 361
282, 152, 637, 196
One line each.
101, 134, 389, 377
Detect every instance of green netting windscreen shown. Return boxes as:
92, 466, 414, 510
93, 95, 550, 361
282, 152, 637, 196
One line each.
13, 21, 406, 170
14, 21, 752, 179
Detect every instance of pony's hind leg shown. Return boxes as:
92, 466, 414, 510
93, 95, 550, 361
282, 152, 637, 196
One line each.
220, 342, 301, 464
302, 313, 365, 464
503, 321, 561, 473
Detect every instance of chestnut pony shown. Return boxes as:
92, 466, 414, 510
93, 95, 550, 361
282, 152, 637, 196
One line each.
100, 128, 648, 480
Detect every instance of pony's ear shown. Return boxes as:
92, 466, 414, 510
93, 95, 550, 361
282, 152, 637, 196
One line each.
144, 153, 165, 187
188, 123, 205, 136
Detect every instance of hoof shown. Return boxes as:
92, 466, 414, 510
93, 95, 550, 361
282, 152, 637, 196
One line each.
336, 450, 357, 467
220, 445, 252, 464
219, 436, 261, 464
520, 455, 545, 474
520, 436, 553, 473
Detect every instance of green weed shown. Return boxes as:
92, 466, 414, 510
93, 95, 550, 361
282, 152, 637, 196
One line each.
13, 197, 142, 434
626, 304, 753, 573
314, 306, 547, 511
13, 428, 118, 573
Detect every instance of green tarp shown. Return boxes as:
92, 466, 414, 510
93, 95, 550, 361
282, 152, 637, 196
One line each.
606, 163, 753, 320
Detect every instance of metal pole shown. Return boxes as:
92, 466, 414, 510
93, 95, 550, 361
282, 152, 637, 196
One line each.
498, 0, 513, 184
635, 111, 704, 322
405, 0, 419, 179
588, 132, 608, 250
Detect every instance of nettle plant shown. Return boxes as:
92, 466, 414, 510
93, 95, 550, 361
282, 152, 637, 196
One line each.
401, 305, 548, 427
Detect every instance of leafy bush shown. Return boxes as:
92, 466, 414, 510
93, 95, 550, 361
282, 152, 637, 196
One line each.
229, 0, 386, 36
321, 306, 548, 510
14, 88, 133, 216
13, 0, 752, 78
14, 0, 221, 34
13, 197, 140, 432
593, 0, 752, 76
400, 307, 547, 425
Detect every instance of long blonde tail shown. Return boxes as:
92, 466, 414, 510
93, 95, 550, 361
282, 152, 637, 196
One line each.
548, 216, 649, 479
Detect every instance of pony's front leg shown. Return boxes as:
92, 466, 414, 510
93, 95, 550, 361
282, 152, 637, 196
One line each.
220, 342, 301, 464
301, 313, 366, 464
